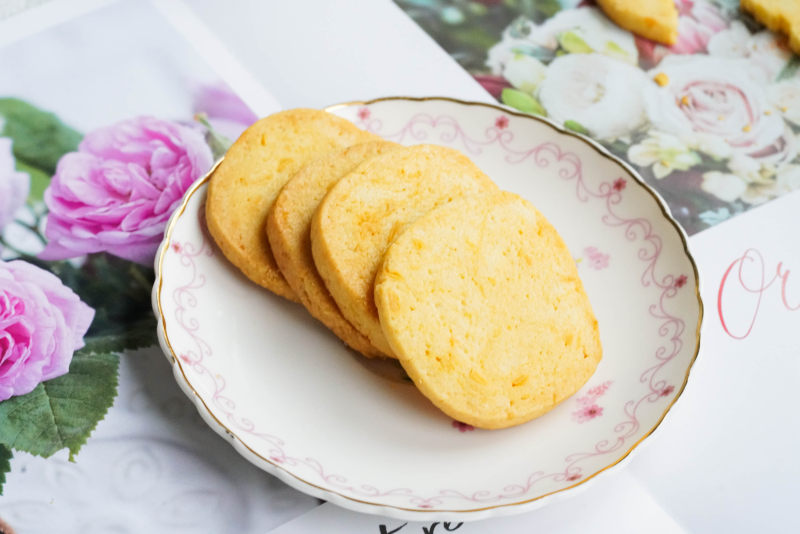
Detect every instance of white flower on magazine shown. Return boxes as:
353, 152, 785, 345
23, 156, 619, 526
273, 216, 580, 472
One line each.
768, 81, 800, 127
486, 29, 520, 76
485, 6, 637, 77
727, 150, 797, 201
708, 22, 794, 83
538, 53, 647, 141
729, 152, 772, 180
684, 132, 734, 160
745, 31, 794, 84
707, 21, 751, 58
744, 121, 798, 171
628, 131, 701, 179
502, 53, 547, 93
644, 56, 795, 166
528, 7, 638, 63
701, 171, 748, 202
486, 18, 543, 76
741, 165, 800, 205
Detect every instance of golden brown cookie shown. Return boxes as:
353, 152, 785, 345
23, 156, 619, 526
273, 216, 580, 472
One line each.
374, 192, 602, 429
597, 0, 678, 45
205, 109, 375, 300
310, 144, 497, 358
741, 0, 800, 54
267, 141, 402, 357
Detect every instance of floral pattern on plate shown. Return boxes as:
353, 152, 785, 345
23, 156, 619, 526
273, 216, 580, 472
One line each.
153, 97, 702, 520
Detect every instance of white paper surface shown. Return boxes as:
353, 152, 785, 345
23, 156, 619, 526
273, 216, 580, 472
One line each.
2, 348, 318, 532
270, 471, 687, 534
0, 1, 317, 531
185, 0, 493, 109
631, 190, 800, 533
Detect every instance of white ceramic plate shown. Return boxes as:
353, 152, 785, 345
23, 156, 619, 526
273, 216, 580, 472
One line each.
152, 97, 702, 521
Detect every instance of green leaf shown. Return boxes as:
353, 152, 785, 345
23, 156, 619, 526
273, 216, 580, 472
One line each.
506, 0, 561, 21
777, 56, 800, 82
448, 25, 499, 50
564, 120, 590, 135
501, 88, 547, 116
605, 41, 626, 55
15, 159, 51, 205
604, 40, 632, 62
0, 444, 11, 495
535, 0, 561, 18
44, 254, 156, 344
557, 31, 593, 54
78, 318, 157, 355
0, 98, 82, 175
0, 351, 119, 460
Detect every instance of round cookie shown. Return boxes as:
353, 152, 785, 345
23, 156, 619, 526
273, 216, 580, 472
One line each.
311, 144, 497, 357
267, 141, 402, 358
374, 192, 602, 429
205, 109, 375, 301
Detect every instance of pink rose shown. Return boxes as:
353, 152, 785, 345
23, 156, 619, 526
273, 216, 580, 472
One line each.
0, 260, 94, 401
0, 137, 30, 237
672, 0, 728, 53
636, 0, 728, 66
645, 56, 796, 167
40, 117, 213, 265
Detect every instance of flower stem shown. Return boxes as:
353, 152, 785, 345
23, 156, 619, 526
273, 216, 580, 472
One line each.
0, 236, 28, 258
128, 262, 153, 292
194, 112, 232, 160
14, 219, 47, 245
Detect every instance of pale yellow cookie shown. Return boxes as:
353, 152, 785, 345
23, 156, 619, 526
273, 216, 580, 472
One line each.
741, 0, 800, 54
267, 141, 402, 358
311, 144, 497, 357
206, 109, 375, 301
374, 192, 602, 429
597, 0, 678, 45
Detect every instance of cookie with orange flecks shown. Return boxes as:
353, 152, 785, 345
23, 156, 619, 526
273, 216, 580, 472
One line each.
741, 0, 800, 54
597, 0, 678, 45
205, 109, 375, 301
374, 192, 602, 429
310, 144, 497, 358
267, 141, 402, 357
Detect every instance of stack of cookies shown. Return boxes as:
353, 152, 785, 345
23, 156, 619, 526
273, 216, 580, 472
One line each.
206, 109, 602, 429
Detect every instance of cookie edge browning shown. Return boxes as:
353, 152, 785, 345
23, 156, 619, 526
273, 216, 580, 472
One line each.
310, 180, 397, 357
207, 170, 297, 300
374, 192, 603, 429
310, 144, 498, 359
205, 108, 374, 302
596, 0, 678, 46
266, 142, 402, 358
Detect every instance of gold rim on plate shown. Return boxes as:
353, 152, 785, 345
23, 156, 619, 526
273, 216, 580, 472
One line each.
153, 96, 703, 518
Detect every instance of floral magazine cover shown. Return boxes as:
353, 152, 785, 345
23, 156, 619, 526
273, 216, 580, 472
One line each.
394, 0, 800, 234
0, 0, 257, 496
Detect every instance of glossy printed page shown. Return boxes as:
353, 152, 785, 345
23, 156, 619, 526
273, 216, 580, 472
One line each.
394, 0, 800, 235
0, 0, 316, 531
